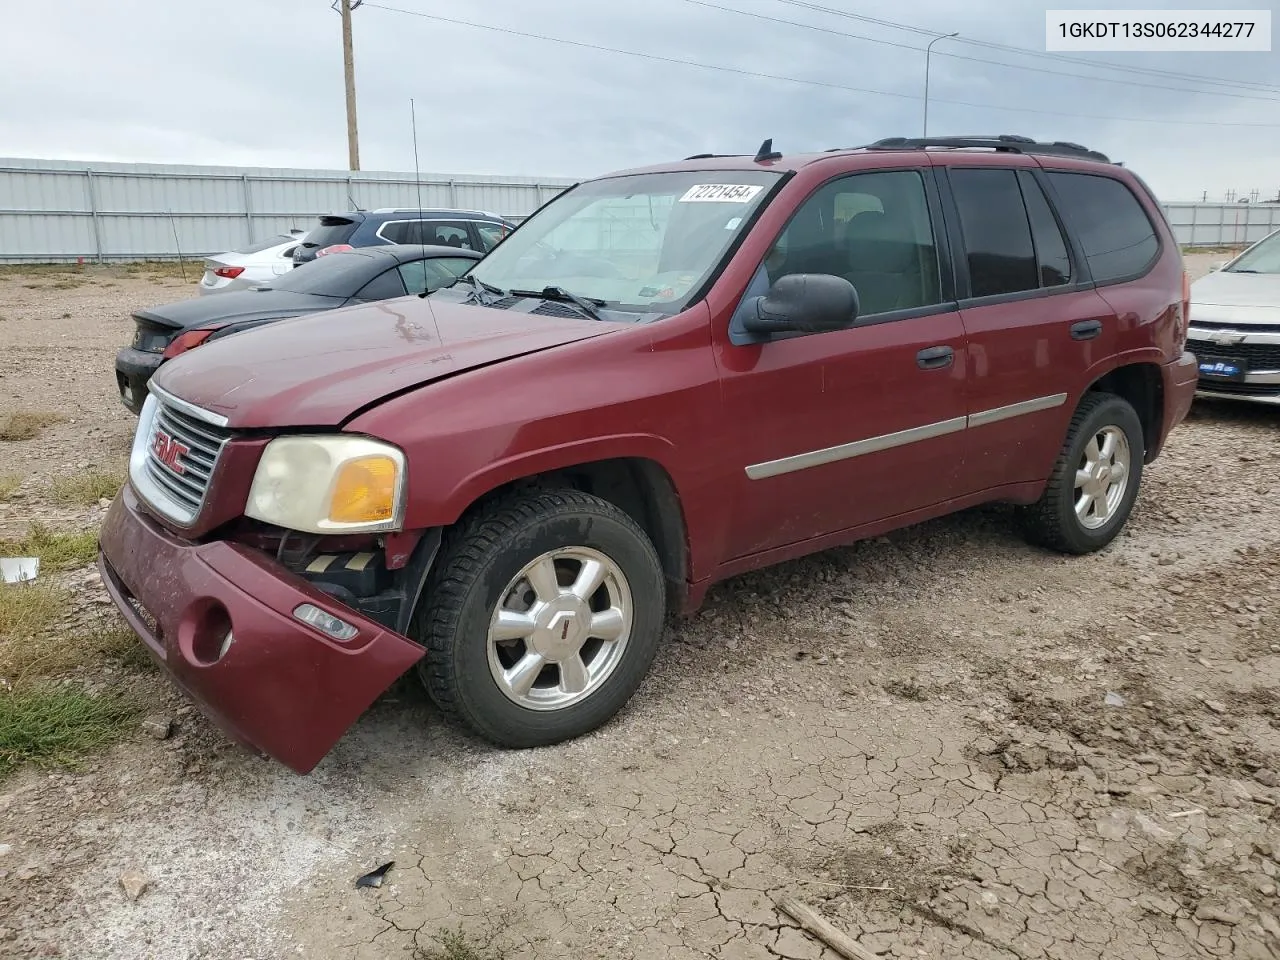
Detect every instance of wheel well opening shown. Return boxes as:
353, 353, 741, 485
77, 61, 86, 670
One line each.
1088, 364, 1162, 461
463, 458, 690, 611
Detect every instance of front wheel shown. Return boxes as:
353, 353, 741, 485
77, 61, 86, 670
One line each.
1020, 392, 1144, 554
413, 489, 666, 747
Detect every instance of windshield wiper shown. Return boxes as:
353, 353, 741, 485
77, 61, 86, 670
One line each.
509, 285, 607, 321
449, 274, 506, 303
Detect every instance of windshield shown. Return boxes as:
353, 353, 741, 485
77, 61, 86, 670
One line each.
260, 250, 381, 296
463, 170, 781, 315
1227, 229, 1280, 274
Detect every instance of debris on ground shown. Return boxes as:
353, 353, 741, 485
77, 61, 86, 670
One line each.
355, 862, 394, 889
118, 870, 148, 901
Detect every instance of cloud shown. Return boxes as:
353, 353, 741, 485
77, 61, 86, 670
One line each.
0, 0, 1277, 200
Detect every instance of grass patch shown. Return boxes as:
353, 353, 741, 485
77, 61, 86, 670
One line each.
416, 928, 504, 960
0, 475, 19, 501
0, 684, 141, 777
0, 410, 65, 441
0, 523, 98, 573
0, 618, 152, 682
0, 583, 65, 642
125, 259, 206, 281
51, 469, 123, 506
0, 263, 91, 278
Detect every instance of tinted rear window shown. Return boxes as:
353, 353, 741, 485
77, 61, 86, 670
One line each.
232, 235, 293, 255
303, 216, 359, 248
1045, 172, 1159, 283
266, 250, 382, 295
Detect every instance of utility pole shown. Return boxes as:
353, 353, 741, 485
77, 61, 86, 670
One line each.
339, 0, 362, 170
923, 32, 959, 137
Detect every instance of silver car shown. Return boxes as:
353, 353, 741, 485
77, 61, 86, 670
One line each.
198, 231, 307, 295
1186, 227, 1280, 406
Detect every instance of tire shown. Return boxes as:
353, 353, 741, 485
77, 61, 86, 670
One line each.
413, 488, 666, 747
1020, 392, 1145, 555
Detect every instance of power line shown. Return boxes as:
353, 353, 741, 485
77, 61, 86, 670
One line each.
683, 0, 1280, 104
769, 0, 1280, 95
362, 2, 1280, 129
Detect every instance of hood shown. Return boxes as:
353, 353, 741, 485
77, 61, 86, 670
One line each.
1190, 270, 1280, 325
135, 290, 342, 331
151, 296, 617, 428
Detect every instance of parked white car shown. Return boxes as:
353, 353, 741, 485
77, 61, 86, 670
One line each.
1187, 227, 1280, 406
199, 231, 307, 295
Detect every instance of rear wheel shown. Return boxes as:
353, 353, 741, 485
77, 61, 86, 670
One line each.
1020, 392, 1144, 554
414, 489, 665, 747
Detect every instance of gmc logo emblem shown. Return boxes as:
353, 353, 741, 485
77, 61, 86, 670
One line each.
152, 429, 189, 475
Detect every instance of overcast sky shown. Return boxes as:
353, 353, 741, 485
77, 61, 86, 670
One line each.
1, 0, 1277, 201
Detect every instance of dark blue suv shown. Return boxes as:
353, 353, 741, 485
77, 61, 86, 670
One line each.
291, 208, 515, 265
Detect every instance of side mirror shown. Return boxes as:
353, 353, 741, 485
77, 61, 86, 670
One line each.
742, 274, 859, 336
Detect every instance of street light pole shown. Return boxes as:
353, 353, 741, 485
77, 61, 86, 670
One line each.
923, 32, 959, 138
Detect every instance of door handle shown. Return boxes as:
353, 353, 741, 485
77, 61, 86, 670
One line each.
1071, 319, 1103, 341
916, 345, 954, 370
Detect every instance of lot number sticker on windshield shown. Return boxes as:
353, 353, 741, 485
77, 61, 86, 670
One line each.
679, 184, 764, 203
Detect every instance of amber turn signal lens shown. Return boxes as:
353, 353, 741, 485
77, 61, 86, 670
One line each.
328, 455, 398, 524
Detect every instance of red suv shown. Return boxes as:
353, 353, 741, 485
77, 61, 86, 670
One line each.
98, 135, 1198, 773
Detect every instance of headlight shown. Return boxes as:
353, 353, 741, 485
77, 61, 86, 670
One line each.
245, 435, 407, 534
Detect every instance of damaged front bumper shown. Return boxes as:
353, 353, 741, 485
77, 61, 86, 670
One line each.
98, 484, 425, 773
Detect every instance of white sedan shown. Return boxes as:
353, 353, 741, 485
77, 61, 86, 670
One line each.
1186, 226, 1280, 406
198, 231, 307, 295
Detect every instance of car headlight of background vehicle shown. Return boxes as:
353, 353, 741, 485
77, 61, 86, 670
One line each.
245, 435, 407, 533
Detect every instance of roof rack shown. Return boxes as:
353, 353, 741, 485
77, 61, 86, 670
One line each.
862, 135, 1111, 164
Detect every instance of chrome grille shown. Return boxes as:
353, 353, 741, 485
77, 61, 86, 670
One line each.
132, 391, 231, 526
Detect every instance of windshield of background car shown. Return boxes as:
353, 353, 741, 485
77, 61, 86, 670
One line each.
262, 250, 379, 296
1227, 231, 1280, 274
464, 170, 782, 316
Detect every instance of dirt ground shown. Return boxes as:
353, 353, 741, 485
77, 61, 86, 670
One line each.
1, 253, 1278, 960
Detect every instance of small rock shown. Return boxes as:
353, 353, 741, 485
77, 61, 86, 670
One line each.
979, 891, 1000, 915
1260, 913, 1280, 939
1203, 700, 1228, 715
97, 497, 111, 508
119, 869, 149, 901
1254, 769, 1278, 788
141, 718, 172, 740
1195, 901, 1242, 926
1105, 691, 1126, 708
1158, 556, 1176, 566
1167, 584, 1186, 595
0, 844, 11, 858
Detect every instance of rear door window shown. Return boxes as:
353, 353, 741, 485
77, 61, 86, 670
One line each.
353, 267, 408, 301
1044, 172, 1160, 282
378, 219, 477, 249
949, 169, 1038, 298
398, 257, 477, 295
475, 221, 509, 252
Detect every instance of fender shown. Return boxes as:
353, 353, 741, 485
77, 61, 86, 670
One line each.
419, 432, 718, 580
432, 432, 684, 521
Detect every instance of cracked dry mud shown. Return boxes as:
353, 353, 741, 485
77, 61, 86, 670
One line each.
1, 256, 1279, 960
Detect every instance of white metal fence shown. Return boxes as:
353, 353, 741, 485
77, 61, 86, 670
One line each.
0, 158, 576, 262
1, 157, 1276, 261
1163, 201, 1280, 249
